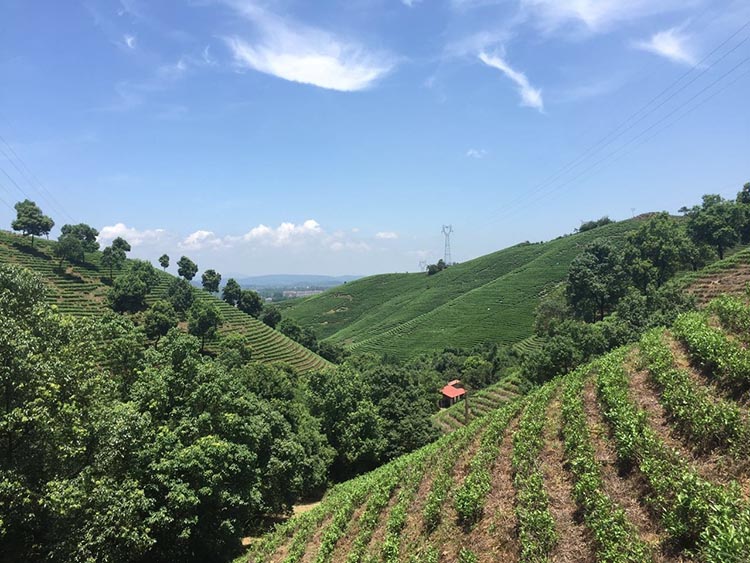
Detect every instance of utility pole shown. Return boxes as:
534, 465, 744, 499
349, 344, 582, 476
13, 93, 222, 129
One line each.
441, 225, 453, 265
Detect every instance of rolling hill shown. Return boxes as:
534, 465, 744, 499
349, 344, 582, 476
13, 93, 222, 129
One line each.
0, 230, 330, 373
280, 220, 641, 359
242, 293, 750, 563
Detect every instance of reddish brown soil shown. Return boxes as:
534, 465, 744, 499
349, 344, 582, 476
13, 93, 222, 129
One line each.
541, 395, 596, 563
686, 263, 750, 305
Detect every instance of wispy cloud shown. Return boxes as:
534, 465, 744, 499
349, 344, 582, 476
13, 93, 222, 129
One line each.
401, 0, 422, 6
375, 231, 399, 239
123, 34, 136, 49
222, 2, 393, 92
518, 0, 689, 33
633, 27, 697, 66
478, 51, 543, 111
98, 222, 167, 246
466, 148, 488, 159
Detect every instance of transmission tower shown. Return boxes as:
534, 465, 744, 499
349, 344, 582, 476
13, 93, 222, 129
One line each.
441, 225, 453, 265
418, 259, 428, 272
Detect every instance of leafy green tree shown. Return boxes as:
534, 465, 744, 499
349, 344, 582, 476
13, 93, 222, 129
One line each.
622, 212, 692, 288
427, 259, 447, 276
736, 182, 750, 204
238, 289, 263, 318
53, 232, 84, 268
112, 237, 131, 253
128, 259, 159, 291
201, 269, 221, 293
222, 278, 242, 306
187, 300, 223, 351
683, 194, 741, 259
217, 333, 254, 368
166, 278, 194, 313
567, 240, 627, 321
177, 256, 198, 281
143, 300, 178, 347
260, 304, 281, 328
108, 273, 148, 313
158, 254, 169, 270
10, 199, 54, 246
461, 355, 494, 389
317, 341, 348, 363
60, 223, 100, 259
278, 317, 302, 342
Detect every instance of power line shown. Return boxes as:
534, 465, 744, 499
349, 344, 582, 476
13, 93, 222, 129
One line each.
499, 58, 750, 219
489, 18, 750, 220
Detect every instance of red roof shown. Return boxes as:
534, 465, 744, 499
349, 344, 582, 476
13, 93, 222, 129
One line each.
441, 385, 466, 399
447, 379, 461, 387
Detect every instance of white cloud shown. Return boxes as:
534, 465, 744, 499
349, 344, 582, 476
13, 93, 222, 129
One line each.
466, 148, 488, 158
223, 2, 393, 92
375, 231, 399, 239
330, 240, 371, 252
401, 0, 422, 6
478, 51, 544, 111
123, 34, 136, 49
238, 219, 324, 246
519, 0, 688, 33
633, 27, 697, 66
98, 222, 167, 246
180, 230, 224, 250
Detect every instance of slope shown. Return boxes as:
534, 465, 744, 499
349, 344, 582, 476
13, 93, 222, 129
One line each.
0, 230, 330, 373
281, 220, 640, 359
243, 292, 750, 563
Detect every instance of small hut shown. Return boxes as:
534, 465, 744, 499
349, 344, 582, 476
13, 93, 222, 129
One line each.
440, 379, 466, 408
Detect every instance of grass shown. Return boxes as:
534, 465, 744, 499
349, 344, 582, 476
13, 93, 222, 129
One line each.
0, 230, 329, 373
280, 219, 641, 359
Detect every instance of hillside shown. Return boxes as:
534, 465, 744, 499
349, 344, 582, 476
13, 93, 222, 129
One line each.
280, 220, 641, 358
0, 230, 330, 373
243, 294, 750, 562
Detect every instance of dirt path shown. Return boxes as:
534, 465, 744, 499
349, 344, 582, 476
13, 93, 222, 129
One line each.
581, 378, 681, 562
541, 395, 596, 563
469, 416, 520, 563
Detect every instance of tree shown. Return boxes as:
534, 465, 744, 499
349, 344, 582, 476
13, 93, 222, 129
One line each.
143, 300, 178, 347
683, 194, 741, 259
112, 237, 131, 253
238, 289, 263, 318
201, 269, 221, 293
187, 300, 223, 351
427, 259, 447, 276
737, 182, 750, 205
53, 233, 84, 268
567, 240, 626, 322
177, 256, 198, 281
222, 278, 241, 306
622, 212, 692, 288
260, 305, 281, 328
60, 223, 99, 259
166, 278, 194, 313
129, 260, 159, 291
158, 254, 169, 271
107, 273, 148, 313
11, 199, 54, 246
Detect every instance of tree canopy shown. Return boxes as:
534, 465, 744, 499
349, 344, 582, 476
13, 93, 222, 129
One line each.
177, 256, 198, 281
10, 199, 54, 245
201, 269, 221, 293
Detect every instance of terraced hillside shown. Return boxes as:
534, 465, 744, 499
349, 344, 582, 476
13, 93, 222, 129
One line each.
0, 230, 329, 373
281, 220, 641, 359
243, 294, 750, 562
680, 246, 750, 305
432, 376, 522, 434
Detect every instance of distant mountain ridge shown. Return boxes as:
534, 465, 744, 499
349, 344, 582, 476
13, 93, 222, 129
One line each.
233, 274, 361, 288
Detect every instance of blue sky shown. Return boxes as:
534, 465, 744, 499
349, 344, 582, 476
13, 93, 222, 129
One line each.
1, 0, 748, 276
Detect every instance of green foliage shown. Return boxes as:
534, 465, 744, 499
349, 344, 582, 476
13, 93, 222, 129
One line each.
673, 311, 750, 390
238, 288, 263, 318
426, 259, 447, 276
201, 268, 221, 293
177, 255, 198, 281
578, 216, 613, 233
453, 400, 520, 527
682, 194, 742, 259
11, 199, 54, 245
567, 239, 626, 322
512, 383, 557, 563
108, 272, 148, 313
597, 349, 750, 560
640, 328, 747, 454
222, 277, 241, 306
187, 299, 223, 351
166, 277, 195, 313
60, 223, 100, 255
260, 304, 282, 328
53, 231, 85, 266
143, 299, 178, 346
560, 368, 653, 562
158, 253, 169, 270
